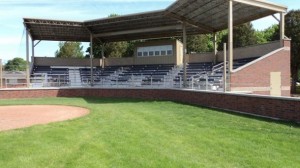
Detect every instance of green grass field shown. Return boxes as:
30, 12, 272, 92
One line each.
0, 98, 299, 168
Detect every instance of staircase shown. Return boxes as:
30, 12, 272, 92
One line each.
189, 62, 227, 91
165, 65, 183, 87
69, 68, 81, 86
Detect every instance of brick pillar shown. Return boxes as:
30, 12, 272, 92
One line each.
282, 39, 291, 48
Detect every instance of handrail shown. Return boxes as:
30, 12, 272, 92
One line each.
212, 62, 229, 75
212, 61, 228, 72
189, 71, 207, 80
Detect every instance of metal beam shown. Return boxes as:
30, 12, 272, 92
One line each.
228, 0, 233, 73
94, 25, 182, 38
26, 29, 30, 88
34, 40, 41, 47
233, 0, 287, 12
31, 40, 34, 57
272, 14, 280, 22
223, 43, 227, 93
101, 44, 105, 68
166, 12, 215, 33
213, 33, 218, 64
101, 44, 105, 69
23, 18, 83, 27
280, 12, 285, 41
182, 22, 187, 88
90, 34, 94, 87
31, 40, 35, 69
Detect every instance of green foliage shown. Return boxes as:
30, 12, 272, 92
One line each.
86, 40, 135, 58
254, 31, 267, 44
85, 42, 103, 58
233, 22, 258, 48
286, 10, 300, 93
255, 24, 280, 44
108, 13, 119, 17
4, 57, 27, 71
0, 97, 299, 167
104, 41, 130, 58
86, 14, 134, 58
298, 69, 300, 81
218, 22, 258, 50
187, 34, 213, 53
264, 24, 280, 41
123, 41, 136, 57
55, 42, 84, 58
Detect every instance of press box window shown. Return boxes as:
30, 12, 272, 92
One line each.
155, 51, 160, 56
149, 51, 154, 56
167, 50, 173, 55
143, 52, 148, 56
161, 51, 166, 56
137, 52, 143, 57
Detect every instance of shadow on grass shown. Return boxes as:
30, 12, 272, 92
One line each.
82, 97, 159, 104
170, 101, 300, 128
82, 97, 300, 128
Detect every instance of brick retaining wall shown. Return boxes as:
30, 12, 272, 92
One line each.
0, 88, 299, 122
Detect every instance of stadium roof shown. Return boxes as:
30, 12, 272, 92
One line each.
23, 0, 287, 42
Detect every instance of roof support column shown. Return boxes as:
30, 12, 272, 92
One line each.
32, 40, 35, 58
280, 12, 285, 46
90, 34, 94, 87
26, 28, 30, 88
182, 22, 187, 87
228, 0, 233, 92
31, 40, 35, 70
228, 0, 233, 73
213, 33, 218, 64
101, 44, 105, 69
223, 43, 227, 92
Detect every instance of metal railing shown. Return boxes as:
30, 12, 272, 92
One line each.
212, 61, 228, 74
1, 72, 225, 91
31, 73, 69, 87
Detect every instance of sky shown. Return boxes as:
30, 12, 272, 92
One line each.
0, 0, 299, 63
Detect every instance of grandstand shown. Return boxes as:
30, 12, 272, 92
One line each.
1, 0, 299, 124
4, 0, 287, 96
30, 38, 290, 96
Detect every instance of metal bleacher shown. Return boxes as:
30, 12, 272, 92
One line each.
31, 66, 70, 87
185, 57, 261, 90
30, 57, 260, 88
79, 64, 175, 86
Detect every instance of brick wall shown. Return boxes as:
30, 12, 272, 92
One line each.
0, 88, 299, 122
230, 40, 291, 96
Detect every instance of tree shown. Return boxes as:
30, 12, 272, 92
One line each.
263, 24, 280, 42
4, 57, 27, 71
86, 40, 135, 58
86, 14, 133, 58
255, 24, 280, 44
285, 10, 300, 93
218, 22, 258, 50
55, 42, 84, 58
105, 41, 130, 58
187, 34, 213, 53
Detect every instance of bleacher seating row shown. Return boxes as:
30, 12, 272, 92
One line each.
31, 57, 259, 87
174, 57, 259, 84
80, 64, 174, 84
32, 66, 69, 75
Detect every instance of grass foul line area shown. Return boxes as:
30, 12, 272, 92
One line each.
0, 97, 299, 168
